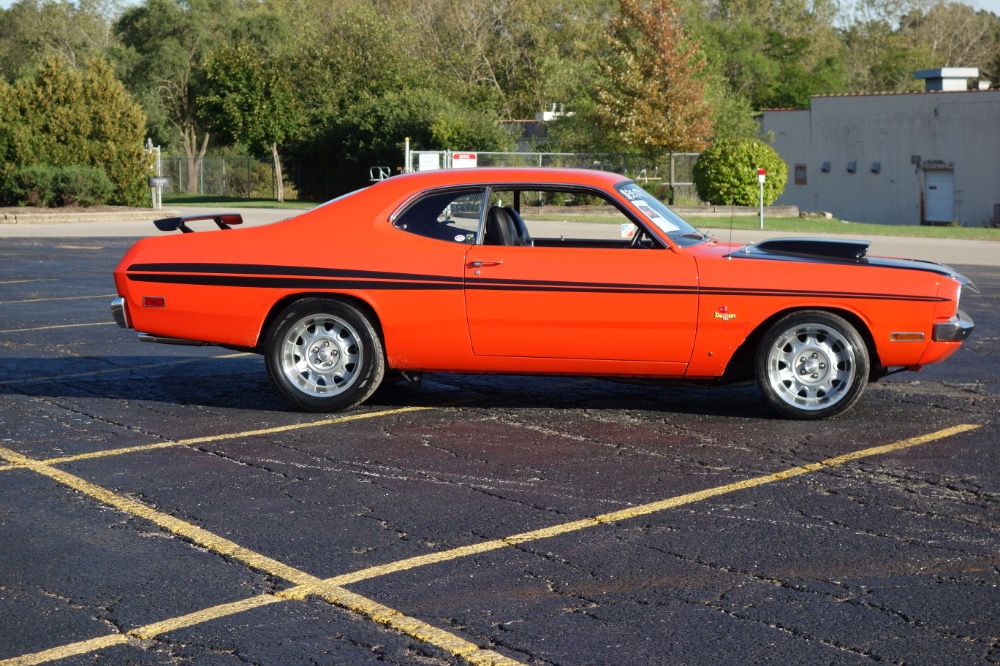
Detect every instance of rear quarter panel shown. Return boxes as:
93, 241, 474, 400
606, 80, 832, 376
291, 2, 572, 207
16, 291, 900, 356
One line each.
114, 186, 476, 362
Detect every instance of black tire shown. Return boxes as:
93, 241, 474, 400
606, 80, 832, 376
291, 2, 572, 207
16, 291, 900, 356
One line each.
265, 298, 385, 412
755, 310, 869, 419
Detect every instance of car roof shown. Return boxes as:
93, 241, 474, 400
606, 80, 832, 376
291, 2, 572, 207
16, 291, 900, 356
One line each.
372, 167, 631, 192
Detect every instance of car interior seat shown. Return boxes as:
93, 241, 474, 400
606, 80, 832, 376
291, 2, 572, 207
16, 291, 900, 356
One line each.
484, 206, 518, 245
504, 206, 532, 246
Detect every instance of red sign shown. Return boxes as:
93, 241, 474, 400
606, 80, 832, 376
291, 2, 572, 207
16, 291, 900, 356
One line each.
453, 153, 478, 169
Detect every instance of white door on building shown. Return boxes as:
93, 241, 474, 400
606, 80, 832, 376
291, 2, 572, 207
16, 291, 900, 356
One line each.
924, 169, 955, 223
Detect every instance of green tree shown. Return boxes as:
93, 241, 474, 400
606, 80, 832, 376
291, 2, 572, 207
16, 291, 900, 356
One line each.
693, 138, 787, 205
596, 0, 714, 155
839, 19, 928, 92
899, 2, 999, 80
200, 42, 302, 202
0, 0, 118, 81
81, 58, 151, 206
114, 0, 237, 191
697, 0, 845, 108
0, 57, 150, 206
295, 87, 513, 199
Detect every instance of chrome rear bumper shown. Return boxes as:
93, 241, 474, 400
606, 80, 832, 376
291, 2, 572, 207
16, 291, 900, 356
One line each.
110, 297, 131, 329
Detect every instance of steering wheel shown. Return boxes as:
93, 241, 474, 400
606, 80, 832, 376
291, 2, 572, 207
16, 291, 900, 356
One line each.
629, 226, 652, 249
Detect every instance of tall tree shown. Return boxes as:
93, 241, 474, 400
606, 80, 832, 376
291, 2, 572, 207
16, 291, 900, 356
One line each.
900, 2, 1000, 80
200, 42, 302, 202
0, 0, 118, 81
697, 0, 845, 108
114, 0, 236, 191
596, 0, 714, 154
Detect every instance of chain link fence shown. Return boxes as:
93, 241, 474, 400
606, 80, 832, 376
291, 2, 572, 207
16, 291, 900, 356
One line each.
406, 151, 701, 203
155, 151, 701, 202
157, 157, 279, 198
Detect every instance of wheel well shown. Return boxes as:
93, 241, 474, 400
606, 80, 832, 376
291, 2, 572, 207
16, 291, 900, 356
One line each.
255, 293, 385, 351
722, 307, 881, 383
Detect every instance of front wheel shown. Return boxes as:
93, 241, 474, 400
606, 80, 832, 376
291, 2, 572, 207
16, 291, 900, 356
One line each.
756, 311, 869, 419
265, 298, 385, 412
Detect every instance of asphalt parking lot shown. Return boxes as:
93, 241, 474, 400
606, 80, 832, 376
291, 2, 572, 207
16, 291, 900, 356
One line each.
1, 233, 997, 665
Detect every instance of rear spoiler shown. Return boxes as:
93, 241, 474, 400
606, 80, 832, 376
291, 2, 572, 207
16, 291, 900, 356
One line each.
154, 213, 244, 233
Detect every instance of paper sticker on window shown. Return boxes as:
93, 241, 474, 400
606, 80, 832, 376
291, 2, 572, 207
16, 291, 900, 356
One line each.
634, 200, 679, 232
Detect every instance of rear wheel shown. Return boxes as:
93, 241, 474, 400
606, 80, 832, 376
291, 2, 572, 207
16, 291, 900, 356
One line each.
756, 311, 869, 419
265, 298, 385, 412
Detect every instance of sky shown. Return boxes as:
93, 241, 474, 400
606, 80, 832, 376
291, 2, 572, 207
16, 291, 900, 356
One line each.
0, 0, 998, 22
949, 0, 1000, 13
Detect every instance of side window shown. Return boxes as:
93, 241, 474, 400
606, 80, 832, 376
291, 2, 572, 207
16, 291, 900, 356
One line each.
393, 189, 485, 243
489, 188, 661, 249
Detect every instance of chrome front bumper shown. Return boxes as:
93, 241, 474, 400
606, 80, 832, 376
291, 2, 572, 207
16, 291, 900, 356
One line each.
932, 310, 975, 342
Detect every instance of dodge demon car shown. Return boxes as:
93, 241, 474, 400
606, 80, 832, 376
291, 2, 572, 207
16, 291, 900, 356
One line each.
111, 168, 975, 419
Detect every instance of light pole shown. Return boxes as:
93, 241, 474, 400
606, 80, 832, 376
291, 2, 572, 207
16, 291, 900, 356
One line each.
757, 168, 766, 230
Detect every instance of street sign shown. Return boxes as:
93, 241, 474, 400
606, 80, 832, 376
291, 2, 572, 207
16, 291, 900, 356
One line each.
453, 153, 478, 169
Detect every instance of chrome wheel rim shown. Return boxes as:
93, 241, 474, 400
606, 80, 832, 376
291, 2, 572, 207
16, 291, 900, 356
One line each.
766, 323, 856, 411
280, 314, 363, 397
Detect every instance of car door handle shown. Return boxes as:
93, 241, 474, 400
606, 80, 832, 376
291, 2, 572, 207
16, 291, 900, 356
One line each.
469, 260, 503, 268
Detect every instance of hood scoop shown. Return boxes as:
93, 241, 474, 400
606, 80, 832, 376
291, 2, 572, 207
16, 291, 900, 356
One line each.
748, 238, 870, 262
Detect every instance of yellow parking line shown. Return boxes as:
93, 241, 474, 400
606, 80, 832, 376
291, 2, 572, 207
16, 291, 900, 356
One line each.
2, 633, 129, 666
0, 352, 252, 387
0, 424, 979, 666
19, 407, 433, 467
0, 436, 523, 666
279, 584, 522, 666
319, 423, 981, 586
0, 446, 317, 585
130, 594, 285, 640
0, 322, 116, 334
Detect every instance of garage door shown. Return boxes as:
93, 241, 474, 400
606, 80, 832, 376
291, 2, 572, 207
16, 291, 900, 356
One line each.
924, 169, 955, 223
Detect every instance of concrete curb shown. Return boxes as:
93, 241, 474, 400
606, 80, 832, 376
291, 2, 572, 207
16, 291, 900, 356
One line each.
0, 209, 182, 225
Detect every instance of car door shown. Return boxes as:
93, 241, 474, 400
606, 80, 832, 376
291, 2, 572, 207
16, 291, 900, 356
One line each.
464, 244, 699, 363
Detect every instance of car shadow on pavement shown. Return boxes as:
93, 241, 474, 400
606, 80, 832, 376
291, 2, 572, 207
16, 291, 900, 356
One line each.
0, 355, 771, 419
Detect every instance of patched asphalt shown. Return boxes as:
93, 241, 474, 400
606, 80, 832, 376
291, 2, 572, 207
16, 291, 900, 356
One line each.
0, 236, 997, 665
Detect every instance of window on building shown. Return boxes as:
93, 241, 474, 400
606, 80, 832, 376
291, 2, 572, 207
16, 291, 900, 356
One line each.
794, 163, 807, 186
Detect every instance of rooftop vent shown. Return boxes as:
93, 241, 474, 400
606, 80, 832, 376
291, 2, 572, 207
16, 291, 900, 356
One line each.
914, 68, 980, 91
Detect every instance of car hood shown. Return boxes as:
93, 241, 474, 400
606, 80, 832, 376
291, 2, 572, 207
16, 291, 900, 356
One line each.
726, 237, 976, 289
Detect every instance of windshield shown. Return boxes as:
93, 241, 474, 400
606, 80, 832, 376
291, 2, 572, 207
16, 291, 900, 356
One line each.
615, 181, 706, 248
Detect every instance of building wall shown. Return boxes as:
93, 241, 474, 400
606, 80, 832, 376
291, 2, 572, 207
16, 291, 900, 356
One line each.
760, 90, 1000, 226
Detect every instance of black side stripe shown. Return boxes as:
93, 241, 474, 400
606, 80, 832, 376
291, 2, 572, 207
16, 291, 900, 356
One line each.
128, 274, 463, 291
128, 263, 462, 285
699, 286, 945, 303
126, 263, 947, 303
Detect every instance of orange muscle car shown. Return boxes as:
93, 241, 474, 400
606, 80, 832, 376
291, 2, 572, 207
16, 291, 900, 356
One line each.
111, 168, 975, 419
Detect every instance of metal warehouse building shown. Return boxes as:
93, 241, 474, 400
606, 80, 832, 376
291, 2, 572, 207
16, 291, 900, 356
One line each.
759, 69, 1000, 227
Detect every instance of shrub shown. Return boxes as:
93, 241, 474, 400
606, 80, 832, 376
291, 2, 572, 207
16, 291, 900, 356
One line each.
2, 58, 151, 207
0, 165, 114, 207
52, 166, 115, 206
1, 166, 58, 207
693, 138, 788, 206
